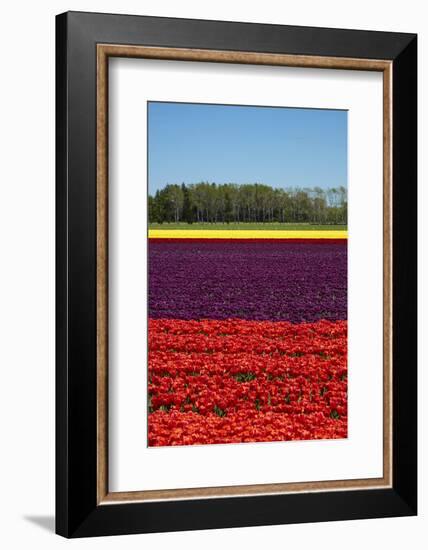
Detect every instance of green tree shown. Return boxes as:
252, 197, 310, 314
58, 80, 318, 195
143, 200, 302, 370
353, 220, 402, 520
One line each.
181, 183, 194, 223
148, 181, 347, 225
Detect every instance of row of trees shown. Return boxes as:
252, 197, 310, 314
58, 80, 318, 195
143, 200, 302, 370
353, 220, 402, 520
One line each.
149, 182, 347, 225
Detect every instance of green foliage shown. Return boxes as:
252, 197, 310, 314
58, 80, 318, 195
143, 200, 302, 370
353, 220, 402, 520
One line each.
233, 372, 256, 382
150, 222, 347, 231
148, 182, 347, 225
181, 183, 194, 224
213, 405, 227, 417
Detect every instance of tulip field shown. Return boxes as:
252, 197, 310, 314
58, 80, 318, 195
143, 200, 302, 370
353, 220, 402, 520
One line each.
148, 231, 347, 447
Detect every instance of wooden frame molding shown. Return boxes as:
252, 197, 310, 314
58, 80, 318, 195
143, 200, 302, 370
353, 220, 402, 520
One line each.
96, 43, 393, 505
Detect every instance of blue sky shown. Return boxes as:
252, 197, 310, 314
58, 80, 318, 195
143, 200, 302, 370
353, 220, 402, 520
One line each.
148, 102, 347, 195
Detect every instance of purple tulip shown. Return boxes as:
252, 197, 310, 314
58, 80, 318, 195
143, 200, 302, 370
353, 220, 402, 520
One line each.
149, 240, 347, 323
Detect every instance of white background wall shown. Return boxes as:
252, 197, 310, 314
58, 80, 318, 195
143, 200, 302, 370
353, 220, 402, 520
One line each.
0, 1, 424, 548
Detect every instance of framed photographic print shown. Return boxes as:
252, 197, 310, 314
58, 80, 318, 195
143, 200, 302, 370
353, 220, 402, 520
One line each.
56, 11, 417, 538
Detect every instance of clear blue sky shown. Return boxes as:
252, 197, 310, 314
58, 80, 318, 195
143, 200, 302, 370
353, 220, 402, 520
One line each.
148, 102, 347, 195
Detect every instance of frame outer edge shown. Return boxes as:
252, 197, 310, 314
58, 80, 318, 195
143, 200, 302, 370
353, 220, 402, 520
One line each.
391, 35, 418, 513
55, 11, 418, 537
55, 11, 70, 538
64, 11, 416, 60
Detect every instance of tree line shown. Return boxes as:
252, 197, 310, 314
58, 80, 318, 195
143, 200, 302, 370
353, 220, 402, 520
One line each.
149, 182, 347, 225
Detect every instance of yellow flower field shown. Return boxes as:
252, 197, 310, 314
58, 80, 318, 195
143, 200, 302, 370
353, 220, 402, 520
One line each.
148, 229, 348, 239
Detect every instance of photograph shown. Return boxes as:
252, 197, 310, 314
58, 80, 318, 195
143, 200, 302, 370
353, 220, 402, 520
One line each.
50, 8, 417, 539
147, 101, 348, 447
0, 1, 421, 545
